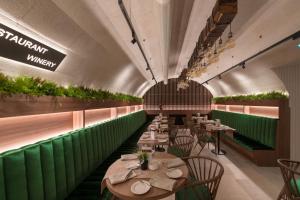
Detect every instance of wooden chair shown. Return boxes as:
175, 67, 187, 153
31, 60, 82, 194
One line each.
277, 159, 300, 200
176, 156, 224, 200
168, 135, 194, 157
194, 127, 216, 155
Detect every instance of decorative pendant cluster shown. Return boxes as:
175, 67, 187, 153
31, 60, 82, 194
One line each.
178, 0, 238, 90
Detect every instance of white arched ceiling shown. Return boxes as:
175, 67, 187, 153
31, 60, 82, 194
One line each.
0, 0, 149, 96
0, 0, 299, 97
202, 37, 300, 97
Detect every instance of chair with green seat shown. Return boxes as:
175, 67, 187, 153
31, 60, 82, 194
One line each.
194, 127, 216, 155
277, 159, 300, 200
168, 135, 194, 157
176, 156, 224, 200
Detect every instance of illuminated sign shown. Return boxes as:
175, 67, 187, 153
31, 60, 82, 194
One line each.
0, 23, 65, 71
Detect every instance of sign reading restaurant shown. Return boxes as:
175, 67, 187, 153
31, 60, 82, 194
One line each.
0, 23, 65, 71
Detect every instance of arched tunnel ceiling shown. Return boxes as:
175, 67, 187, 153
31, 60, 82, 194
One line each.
205, 39, 300, 97
0, 0, 299, 97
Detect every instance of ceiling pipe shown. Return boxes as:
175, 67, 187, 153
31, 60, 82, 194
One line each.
201, 30, 300, 85
155, 0, 172, 85
118, 0, 157, 84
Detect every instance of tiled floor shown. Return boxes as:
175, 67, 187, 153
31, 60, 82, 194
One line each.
162, 138, 284, 200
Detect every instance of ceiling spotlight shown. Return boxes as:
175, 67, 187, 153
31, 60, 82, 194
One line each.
131, 38, 136, 44
218, 75, 222, 79
241, 62, 246, 69
297, 43, 300, 48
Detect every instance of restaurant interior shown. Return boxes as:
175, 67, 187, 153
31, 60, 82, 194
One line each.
0, 0, 299, 200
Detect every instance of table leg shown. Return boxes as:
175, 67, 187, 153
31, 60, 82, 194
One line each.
211, 131, 226, 155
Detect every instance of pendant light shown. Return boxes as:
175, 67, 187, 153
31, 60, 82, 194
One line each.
228, 23, 233, 39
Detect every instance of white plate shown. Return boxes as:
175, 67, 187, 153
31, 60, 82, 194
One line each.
131, 181, 151, 195
166, 169, 183, 179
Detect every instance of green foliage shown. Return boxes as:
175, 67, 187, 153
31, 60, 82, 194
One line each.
137, 151, 149, 161
213, 91, 288, 104
0, 72, 142, 103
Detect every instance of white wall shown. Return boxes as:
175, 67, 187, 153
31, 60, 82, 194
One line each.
273, 64, 300, 161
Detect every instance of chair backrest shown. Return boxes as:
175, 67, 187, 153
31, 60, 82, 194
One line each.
196, 128, 209, 151
182, 156, 224, 200
168, 136, 194, 157
278, 159, 300, 199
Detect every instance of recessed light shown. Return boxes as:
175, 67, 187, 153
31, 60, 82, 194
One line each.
297, 43, 300, 48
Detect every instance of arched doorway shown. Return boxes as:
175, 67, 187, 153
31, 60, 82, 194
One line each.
143, 78, 212, 116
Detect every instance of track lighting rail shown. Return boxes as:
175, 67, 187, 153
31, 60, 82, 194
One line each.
118, 0, 157, 84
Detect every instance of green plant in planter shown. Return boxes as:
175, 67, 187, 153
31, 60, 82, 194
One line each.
213, 91, 288, 104
138, 151, 149, 162
0, 72, 143, 103
138, 151, 149, 170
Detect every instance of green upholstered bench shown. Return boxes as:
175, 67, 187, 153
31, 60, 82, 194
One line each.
0, 110, 146, 200
211, 110, 278, 166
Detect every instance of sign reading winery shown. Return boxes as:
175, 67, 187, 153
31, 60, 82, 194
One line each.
0, 23, 66, 71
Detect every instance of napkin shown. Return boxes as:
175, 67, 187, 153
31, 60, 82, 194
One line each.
157, 134, 168, 139
125, 161, 140, 170
141, 135, 150, 139
141, 146, 153, 152
108, 169, 136, 185
121, 154, 138, 161
166, 158, 185, 168
158, 139, 168, 143
149, 177, 176, 191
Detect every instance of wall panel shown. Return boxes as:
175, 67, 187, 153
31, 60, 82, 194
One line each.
274, 64, 299, 160
143, 78, 212, 113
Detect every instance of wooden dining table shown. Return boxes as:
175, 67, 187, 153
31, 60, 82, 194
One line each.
208, 124, 235, 155
137, 132, 169, 148
101, 152, 189, 200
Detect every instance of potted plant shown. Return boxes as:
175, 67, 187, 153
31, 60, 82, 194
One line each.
138, 151, 149, 170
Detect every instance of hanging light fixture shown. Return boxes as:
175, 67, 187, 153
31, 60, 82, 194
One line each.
219, 37, 223, 45
214, 43, 217, 55
228, 23, 233, 39
241, 62, 246, 69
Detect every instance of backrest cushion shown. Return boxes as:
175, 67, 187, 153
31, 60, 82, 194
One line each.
212, 110, 277, 148
0, 110, 146, 200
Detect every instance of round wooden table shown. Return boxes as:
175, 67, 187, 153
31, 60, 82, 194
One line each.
103, 152, 188, 200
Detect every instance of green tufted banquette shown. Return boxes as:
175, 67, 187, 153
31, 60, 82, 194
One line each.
211, 110, 278, 150
0, 110, 146, 200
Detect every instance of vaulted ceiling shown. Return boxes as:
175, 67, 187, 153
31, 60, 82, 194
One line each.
0, 0, 299, 97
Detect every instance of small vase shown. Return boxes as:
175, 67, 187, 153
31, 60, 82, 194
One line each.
141, 160, 148, 170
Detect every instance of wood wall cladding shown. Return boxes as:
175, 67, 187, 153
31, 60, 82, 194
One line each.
0, 105, 143, 153
143, 79, 212, 112
0, 112, 73, 153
